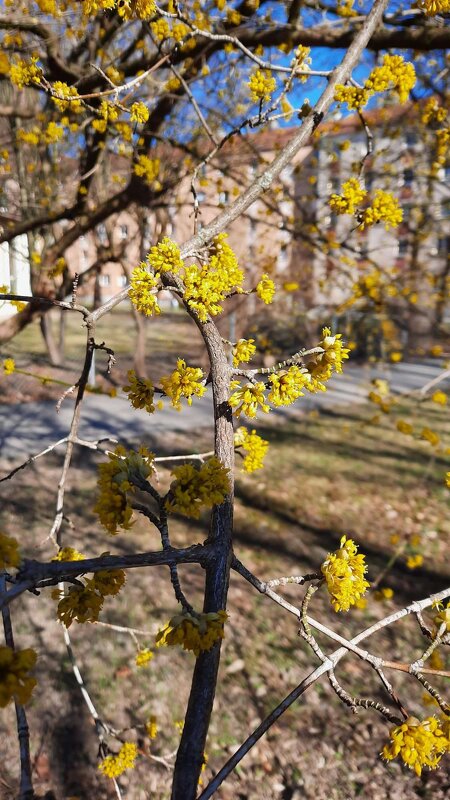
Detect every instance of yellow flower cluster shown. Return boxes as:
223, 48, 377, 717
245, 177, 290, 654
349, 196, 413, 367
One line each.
336, 0, 357, 16
98, 741, 139, 778
53, 546, 85, 562
406, 554, 423, 570
52, 82, 83, 114
418, 0, 449, 15
117, 0, 157, 19
123, 369, 155, 413
335, 55, 415, 111
183, 234, 244, 321
334, 85, 369, 111
268, 365, 311, 406
3, 358, 15, 374
92, 100, 119, 133
321, 535, 370, 612
0, 646, 37, 708
135, 648, 154, 667
94, 445, 155, 534
166, 457, 230, 518
256, 274, 276, 304
133, 155, 161, 189
307, 327, 350, 390
421, 97, 447, 126
54, 569, 126, 627
431, 127, 449, 176
130, 101, 150, 123
330, 178, 367, 215
128, 265, 161, 316
248, 69, 276, 103
160, 359, 206, 410
36, 0, 59, 14
232, 338, 256, 367
155, 610, 228, 656
234, 427, 269, 472
147, 237, 184, 273
382, 716, 448, 776
146, 715, 158, 739
330, 181, 402, 230
361, 190, 403, 230
10, 57, 42, 89
0, 531, 20, 570
365, 55, 416, 104
229, 381, 270, 418
18, 122, 64, 147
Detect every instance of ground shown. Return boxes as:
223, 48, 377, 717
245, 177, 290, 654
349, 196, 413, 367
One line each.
0, 310, 449, 800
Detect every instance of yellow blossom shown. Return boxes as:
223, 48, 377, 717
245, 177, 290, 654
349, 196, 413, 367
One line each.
183, 234, 243, 321
432, 391, 447, 405
123, 370, 155, 413
155, 610, 228, 656
94, 445, 155, 534
98, 742, 138, 779
10, 57, 42, 89
382, 716, 448, 776
54, 585, 104, 627
256, 274, 275, 304
130, 101, 150, 123
334, 85, 370, 111
0, 646, 37, 708
248, 69, 276, 103
166, 457, 230, 518
361, 190, 403, 230
229, 381, 270, 419
268, 365, 311, 406
406, 554, 424, 570
52, 82, 83, 114
89, 569, 126, 597
160, 359, 206, 410
146, 715, 158, 739
234, 427, 269, 472
3, 358, 15, 375
52, 547, 85, 562
420, 427, 440, 447
147, 237, 184, 274
129, 264, 161, 316
374, 587, 394, 602
133, 155, 161, 189
0, 532, 21, 570
321, 535, 370, 612
396, 420, 413, 435
135, 649, 154, 667
390, 351, 402, 363
330, 178, 366, 215
365, 55, 416, 104
232, 339, 256, 367
446, 472, 450, 489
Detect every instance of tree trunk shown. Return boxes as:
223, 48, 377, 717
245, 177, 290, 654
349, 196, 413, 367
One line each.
39, 313, 62, 366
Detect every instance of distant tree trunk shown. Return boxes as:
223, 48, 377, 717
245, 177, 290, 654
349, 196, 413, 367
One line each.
39, 313, 62, 366
58, 307, 66, 363
121, 260, 147, 376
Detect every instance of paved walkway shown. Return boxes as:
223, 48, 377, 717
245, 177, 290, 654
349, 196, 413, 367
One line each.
0, 360, 448, 464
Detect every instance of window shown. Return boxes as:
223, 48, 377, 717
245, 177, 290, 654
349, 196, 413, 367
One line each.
398, 240, 408, 256
99, 274, 110, 287
97, 223, 108, 245
277, 245, 289, 271
437, 236, 449, 256
218, 191, 229, 205
406, 132, 416, 147
120, 224, 128, 240
403, 168, 413, 187
117, 274, 127, 287
196, 191, 205, 203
